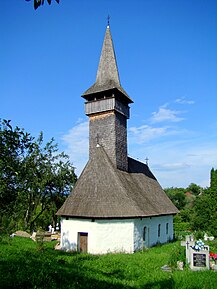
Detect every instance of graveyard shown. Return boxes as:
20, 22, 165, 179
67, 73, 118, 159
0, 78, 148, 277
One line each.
0, 233, 217, 289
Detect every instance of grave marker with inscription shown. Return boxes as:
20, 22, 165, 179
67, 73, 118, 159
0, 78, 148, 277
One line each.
181, 236, 210, 271
190, 247, 210, 271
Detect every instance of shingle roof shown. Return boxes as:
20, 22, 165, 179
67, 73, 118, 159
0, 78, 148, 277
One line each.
82, 26, 133, 104
57, 146, 178, 218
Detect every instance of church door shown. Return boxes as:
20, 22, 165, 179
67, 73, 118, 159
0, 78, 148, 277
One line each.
78, 232, 88, 253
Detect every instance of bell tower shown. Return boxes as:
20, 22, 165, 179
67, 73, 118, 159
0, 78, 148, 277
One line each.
82, 24, 133, 171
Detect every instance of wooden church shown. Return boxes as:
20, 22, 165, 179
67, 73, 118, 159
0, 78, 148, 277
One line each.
57, 24, 178, 254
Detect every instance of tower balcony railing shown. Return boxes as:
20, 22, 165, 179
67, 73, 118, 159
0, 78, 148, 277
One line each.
85, 97, 129, 118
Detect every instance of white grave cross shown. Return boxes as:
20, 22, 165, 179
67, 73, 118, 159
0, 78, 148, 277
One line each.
181, 235, 195, 263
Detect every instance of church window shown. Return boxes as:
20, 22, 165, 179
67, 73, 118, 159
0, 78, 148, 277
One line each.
143, 226, 147, 241
158, 224, 161, 237
166, 223, 169, 234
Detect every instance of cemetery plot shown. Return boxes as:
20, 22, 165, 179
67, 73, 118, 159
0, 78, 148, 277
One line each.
181, 235, 210, 271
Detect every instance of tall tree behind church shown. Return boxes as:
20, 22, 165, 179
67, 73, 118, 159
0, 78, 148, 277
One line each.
210, 168, 217, 191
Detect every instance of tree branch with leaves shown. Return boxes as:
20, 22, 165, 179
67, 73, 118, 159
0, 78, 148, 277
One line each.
25, 0, 60, 10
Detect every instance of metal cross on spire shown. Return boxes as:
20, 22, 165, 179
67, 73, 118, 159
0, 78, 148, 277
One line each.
145, 157, 149, 166
107, 15, 110, 27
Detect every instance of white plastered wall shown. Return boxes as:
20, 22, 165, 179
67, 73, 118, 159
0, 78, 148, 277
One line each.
133, 215, 174, 251
61, 218, 134, 254
60, 215, 174, 254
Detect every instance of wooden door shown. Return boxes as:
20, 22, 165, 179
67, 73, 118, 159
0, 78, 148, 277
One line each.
78, 232, 88, 253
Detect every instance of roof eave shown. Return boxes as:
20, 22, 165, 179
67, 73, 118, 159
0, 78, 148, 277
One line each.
82, 86, 133, 104
57, 211, 178, 219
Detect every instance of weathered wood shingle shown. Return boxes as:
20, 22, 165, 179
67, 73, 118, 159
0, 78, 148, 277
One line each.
57, 146, 178, 218
82, 26, 133, 104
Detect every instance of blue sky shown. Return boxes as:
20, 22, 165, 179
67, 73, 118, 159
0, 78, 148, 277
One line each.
1, 0, 217, 188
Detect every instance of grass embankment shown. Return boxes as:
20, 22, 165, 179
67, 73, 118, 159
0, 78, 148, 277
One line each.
0, 237, 216, 289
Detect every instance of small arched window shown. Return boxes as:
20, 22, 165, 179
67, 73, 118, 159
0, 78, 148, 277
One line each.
166, 223, 169, 235
158, 224, 161, 237
143, 226, 147, 241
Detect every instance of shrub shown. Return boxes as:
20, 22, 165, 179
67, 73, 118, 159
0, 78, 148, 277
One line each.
168, 242, 185, 269
193, 230, 204, 240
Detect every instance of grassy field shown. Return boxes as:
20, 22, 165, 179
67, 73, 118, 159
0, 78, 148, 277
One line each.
0, 237, 216, 289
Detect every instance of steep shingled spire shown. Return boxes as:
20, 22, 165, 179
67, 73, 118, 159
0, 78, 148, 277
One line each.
96, 25, 120, 86
82, 25, 133, 103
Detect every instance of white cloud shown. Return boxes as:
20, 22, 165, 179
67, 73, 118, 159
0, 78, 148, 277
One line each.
60, 108, 216, 189
128, 123, 189, 145
129, 140, 217, 188
175, 97, 195, 105
150, 105, 184, 123
154, 162, 191, 171
61, 121, 89, 176
76, 117, 86, 124
129, 125, 169, 143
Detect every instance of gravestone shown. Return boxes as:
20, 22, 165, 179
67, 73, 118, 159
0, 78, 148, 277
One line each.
189, 247, 210, 271
181, 236, 210, 270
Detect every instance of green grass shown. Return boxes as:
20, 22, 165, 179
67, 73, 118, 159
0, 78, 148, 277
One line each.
0, 237, 216, 289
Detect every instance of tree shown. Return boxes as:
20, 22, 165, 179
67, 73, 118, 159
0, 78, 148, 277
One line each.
165, 174, 217, 236
165, 186, 195, 234
0, 120, 34, 217
0, 119, 76, 233
186, 183, 203, 196
210, 168, 217, 191
191, 188, 217, 236
164, 187, 187, 210
25, 0, 60, 10
191, 168, 217, 236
